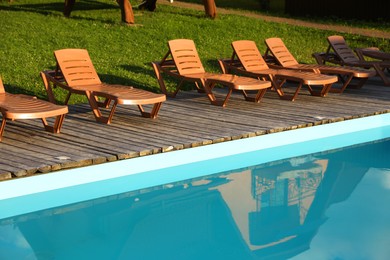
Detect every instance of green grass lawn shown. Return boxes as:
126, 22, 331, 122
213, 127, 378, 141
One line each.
0, 0, 389, 104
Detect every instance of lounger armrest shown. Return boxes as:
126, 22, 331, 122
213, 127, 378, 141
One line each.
263, 54, 278, 65
355, 47, 389, 62
218, 59, 245, 72
42, 70, 70, 89
267, 63, 283, 69
312, 52, 342, 65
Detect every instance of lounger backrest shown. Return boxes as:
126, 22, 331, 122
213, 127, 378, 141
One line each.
0, 77, 4, 94
327, 35, 360, 64
168, 39, 206, 75
231, 40, 269, 72
265, 38, 299, 67
54, 49, 102, 87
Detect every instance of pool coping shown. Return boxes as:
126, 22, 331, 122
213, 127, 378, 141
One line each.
0, 113, 389, 219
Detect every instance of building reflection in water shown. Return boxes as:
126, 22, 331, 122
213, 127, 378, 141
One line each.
1, 139, 388, 259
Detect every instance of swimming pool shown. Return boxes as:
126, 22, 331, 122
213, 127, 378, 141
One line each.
0, 114, 389, 259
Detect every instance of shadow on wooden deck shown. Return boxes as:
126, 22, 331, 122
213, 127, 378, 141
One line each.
1, 77, 389, 180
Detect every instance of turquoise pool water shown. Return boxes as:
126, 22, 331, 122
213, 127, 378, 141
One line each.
0, 114, 389, 259
0, 137, 389, 259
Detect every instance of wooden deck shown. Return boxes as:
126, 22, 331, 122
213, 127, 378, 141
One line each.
1, 77, 389, 181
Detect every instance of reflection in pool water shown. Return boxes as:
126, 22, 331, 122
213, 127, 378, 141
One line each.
1, 139, 389, 259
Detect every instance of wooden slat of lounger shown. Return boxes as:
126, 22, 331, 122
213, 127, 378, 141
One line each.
54, 49, 102, 87
168, 39, 206, 75
1, 94, 68, 119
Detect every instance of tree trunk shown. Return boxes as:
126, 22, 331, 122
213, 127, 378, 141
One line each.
117, 0, 135, 24
64, 0, 75, 17
203, 0, 217, 19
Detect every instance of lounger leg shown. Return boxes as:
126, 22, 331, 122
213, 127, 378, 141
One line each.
307, 84, 330, 97
40, 71, 57, 104
329, 74, 354, 93
355, 48, 366, 61
218, 59, 229, 74
42, 72, 73, 105
96, 97, 112, 108
307, 85, 317, 96
220, 89, 233, 107
151, 62, 186, 97
41, 114, 66, 133
41, 117, 49, 128
312, 53, 326, 65
373, 64, 390, 86
274, 84, 285, 98
268, 75, 285, 94
271, 76, 296, 100
324, 84, 333, 96
138, 102, 163, 119
150, 102, 163, 118
273, 77, 302, 101
152, 62, 181, 97
151, 62, 166, 93
0, 117, 6, 141
254, 89, 268, 103
354, 78, 368, 89
203, 80, 233, 107
241, 89, 267, 103
202, 80, 224, 106
84, 91, 110, 124
53, 114, 66, 133
106, 101, 118, 124
64, 92, 72, 105
194, 82, 205, 93
290, 83, 303, 101
174, 80, 185, 96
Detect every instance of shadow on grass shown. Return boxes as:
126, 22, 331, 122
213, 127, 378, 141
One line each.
0, 0, 120, 21
176, 0, 262, 13
99, 64, 165, 93
203, 59, 226, 73
120, 64, 154, 77
3, 83, 38, 97
157, 4, 208, 19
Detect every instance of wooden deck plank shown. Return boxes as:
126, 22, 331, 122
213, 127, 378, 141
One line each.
0, 78, 389, 180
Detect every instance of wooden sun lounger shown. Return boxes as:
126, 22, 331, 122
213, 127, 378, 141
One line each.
151, 39, 272, 107
312, 35, 390, 86
218, 40, 338, 101
264, 37, 376, 93
0, 77, 68, 141
41, 49, 166, 124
